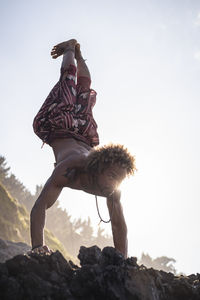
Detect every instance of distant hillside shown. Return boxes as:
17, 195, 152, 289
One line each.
0, 183, 74, 261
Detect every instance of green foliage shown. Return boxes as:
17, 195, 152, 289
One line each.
0, 182, 30, 243
0, 182, 73, 260
0, 155, 35, 211
95, 227, 113, 247
0, 156, 10, 182
46, 205, 113, 257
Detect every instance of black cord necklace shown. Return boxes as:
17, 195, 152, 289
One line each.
95, 195, 114, 224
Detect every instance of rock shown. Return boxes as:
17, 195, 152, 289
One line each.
0, 239, 8, 249
0, 245, 200, 300
100, 246, 125, 266
78, 245, 101, 266
0, 239, 31, 263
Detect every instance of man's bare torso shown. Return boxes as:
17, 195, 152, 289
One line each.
51, 138, 92, 165
50, 138, 102, 196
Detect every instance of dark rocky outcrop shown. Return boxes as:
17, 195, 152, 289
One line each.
0, 245, 200, 300
0, 238, 31, 263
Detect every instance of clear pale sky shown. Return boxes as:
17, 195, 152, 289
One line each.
1, 0, 200, 275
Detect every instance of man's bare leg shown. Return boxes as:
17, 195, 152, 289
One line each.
75, 43, 91, 80
51, 39, 77, 70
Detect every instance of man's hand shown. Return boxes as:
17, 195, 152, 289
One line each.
28, 245, 52, 255
107, 190, 128, 258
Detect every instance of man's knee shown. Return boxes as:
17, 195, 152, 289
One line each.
77, 76, 91, 92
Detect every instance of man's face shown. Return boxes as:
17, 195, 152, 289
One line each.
96, 164, 127, 197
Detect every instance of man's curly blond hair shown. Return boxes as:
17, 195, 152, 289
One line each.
85, 144, 136, 177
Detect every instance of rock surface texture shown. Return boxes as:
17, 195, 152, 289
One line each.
0, 245, 200, 300
0, 238, 31, 263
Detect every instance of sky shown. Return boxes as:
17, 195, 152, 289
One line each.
0, 0, 200, 275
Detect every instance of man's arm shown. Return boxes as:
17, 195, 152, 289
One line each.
106, 190, 128, 258
30, 154, 85, 251
30, 177, 63, 250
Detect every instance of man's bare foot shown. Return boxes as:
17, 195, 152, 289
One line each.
75, 43, 84, 61
51, 39, 77, 59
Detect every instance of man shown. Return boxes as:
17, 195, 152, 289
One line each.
31, 39, 136, 258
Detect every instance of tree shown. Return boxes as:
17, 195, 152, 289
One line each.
0, 155, 33, 208
0, 156, 10, 183
94, 227, 113, 249
79, 217, 94, 247
34, 185, 43, 199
